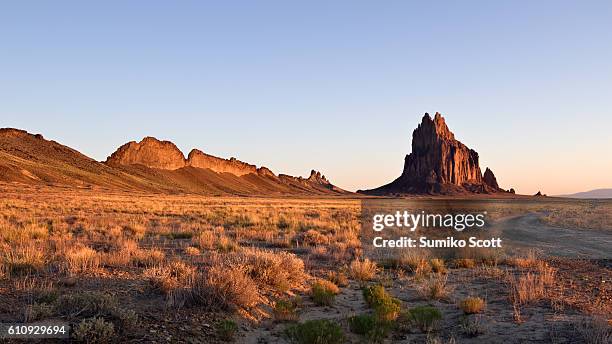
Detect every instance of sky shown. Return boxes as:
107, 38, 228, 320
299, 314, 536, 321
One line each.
1, 1, 611, 195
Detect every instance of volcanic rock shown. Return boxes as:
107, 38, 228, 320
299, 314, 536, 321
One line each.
187, 149, 257, 176
106, 137, 186, 170
483, 167, 500, 190
360, 112, 507, 195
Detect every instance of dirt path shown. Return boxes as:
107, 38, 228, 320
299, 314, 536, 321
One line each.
492, 213, 612, 259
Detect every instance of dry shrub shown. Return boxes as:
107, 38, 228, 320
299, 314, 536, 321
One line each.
452, 258, 476, 269
64, 246, 100, 274
300, 230, 328, 246
535, 261, 556, 285
184, 246, 201, 256
506, 250, 539, 269
132, 248, 165, 267
349, 258, 377, 282
192, 231, 216, 250
509, 272, 545, 304
99, 240, 138, 267
2, 244, 46, 276
397, 249, 430, 272
430, 259, 447, 274
327, 271, 349, 287
223, 248, 305, 291
143, 260, 195, 294
418, 275, 452, 300
187, 266, 259, 310
459, 297, 486, 314
573, 316, 611, 344
311, 279, 339, 306
217, 235, 239, 252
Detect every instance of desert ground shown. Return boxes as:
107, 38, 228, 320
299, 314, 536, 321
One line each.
0, 183, 610, 343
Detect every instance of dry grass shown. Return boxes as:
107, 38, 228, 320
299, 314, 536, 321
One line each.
349, 258, 377, 282
459, 297, 486, 314
418, 275, 452, 300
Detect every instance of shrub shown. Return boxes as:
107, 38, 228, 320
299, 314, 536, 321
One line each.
509, 272, 545, 304
273, 299, 300, 322
217, 235, 239, 252
348, 314, 376, 335
429, 259, 447, 274
65, 246, 99, 274
189, 266, 259, 311
363, 285, 401, 321
573, 316, 611, 344
73, 317, 115, 343
2, 245, 46, 276
349, 259, 377, 282
452, 258, 476, 269
55, 291, 137, 329
459, 297, 486, 314
143, 260, 195, 294
460, 315, 486, 337
407, 306, 442, 332
328, 271, 349, 287
418, 275, 452, 300
184, 246, 201, 256
192, 231, 216, 249
216, 319, 238, 341
311, 280, 339, 306
285, 319, 345, 344
132, 248, 165, 267
228, 248, 305, 291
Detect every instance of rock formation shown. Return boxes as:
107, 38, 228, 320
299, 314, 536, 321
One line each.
106, 137, 186, 170
360, 112, 511, 195
103, 135, 347, 194
187, 149, 257, 176
483, 167, 500, 190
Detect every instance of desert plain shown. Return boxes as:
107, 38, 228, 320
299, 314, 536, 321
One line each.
0, 183, 610, 343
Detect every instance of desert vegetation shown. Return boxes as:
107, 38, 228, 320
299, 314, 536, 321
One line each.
0, 183, 610, 343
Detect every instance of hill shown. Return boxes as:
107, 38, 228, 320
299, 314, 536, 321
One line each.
0, 128, 349, 196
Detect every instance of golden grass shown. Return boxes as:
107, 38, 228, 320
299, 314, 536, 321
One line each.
459, 297, 486, 314
349, 258, 377, 282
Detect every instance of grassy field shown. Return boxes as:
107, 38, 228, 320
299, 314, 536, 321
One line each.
0, 183, 610, 343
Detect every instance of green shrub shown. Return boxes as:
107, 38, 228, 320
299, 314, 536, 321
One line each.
348, 314, 376, 335
348, 314, 389, 342
362, 285, 401, 321
285, 319, 345, 344
216, 319, 238, 341
408, 306, 442, 332
274, 299, 300, 322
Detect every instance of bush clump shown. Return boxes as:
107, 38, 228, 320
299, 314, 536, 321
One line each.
216, 319, 238, 341
407, 305, 442, 332
348, 314, 390, 342
459, 297, 486, 314
362, 285, 401, 321
285, 319, 345, 344
72, 317, 115, 343
311, 280, 340, 306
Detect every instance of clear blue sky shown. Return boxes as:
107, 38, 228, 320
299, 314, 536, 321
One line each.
1, 1, 611, 194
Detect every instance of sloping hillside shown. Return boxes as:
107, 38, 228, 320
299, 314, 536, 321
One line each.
0, 128, 349, 196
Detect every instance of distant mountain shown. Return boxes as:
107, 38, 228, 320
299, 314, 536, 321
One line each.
359, 113, 514, 195
558, 189, 612, 199
0, 128, 349, 196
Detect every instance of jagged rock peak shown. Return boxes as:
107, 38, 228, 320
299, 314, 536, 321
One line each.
483, 167, 500, 190
105, 137, 186, 170
360, 112, 515, 195
308, 169, 329, 184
